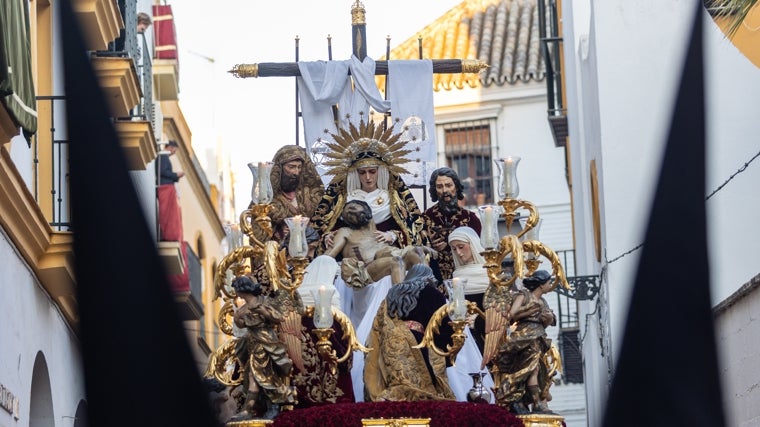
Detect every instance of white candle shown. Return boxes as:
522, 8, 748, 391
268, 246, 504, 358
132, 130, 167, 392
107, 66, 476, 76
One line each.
449, 278, 468, 321
503, 158, 515, 196
290, 215, 304, 256
313, 285, 334, 328
257, 162, 267, 201
480, 205, 498, 249
498, 156, 521, 199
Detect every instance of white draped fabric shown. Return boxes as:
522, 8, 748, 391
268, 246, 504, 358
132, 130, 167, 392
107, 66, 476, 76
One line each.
297, 60, 350, 154
297, 56, 392, 154
388, 59, 436, 186
333, 271, 495, 403
333, 275, 393, 402
298, 255, 342, 308
346, 188, 391, 225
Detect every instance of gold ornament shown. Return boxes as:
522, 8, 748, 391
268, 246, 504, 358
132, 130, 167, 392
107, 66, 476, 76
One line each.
323, 119, 412, 184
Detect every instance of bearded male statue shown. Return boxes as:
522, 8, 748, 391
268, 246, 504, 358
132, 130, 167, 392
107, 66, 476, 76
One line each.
265, 145, 324, 246
422, 167, 482, 282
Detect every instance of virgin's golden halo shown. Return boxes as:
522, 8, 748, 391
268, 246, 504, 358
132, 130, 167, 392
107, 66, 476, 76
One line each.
323, 119, 413, 184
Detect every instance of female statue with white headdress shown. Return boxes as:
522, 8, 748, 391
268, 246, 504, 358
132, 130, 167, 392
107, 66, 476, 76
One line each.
448, 226, 490, 354
445, 226, 495, 402
310, 120, 429, 344
311, 119, 426, 252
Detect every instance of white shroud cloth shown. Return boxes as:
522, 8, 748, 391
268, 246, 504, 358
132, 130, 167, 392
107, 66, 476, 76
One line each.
333, 274, 393, 402
297, 60, 350, 153
297, 56, 392, 154
388, 59, 436, 186
298, 255, 342, 309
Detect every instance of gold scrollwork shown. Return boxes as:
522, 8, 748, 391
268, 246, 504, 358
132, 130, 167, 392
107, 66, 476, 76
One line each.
483, 234, 525, 288
214, 246, 257, 300
217, 300, 235, 336
497, 198, 539, 239
521, 241, 571, 292
204, 339, 243, 387
413, 305, 469, 365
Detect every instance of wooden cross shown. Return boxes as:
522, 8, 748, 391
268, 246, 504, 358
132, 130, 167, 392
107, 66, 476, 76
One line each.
227, 1, 487, 79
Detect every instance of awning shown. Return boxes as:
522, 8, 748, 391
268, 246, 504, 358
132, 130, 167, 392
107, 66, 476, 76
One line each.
0, 0, 37, 140
152, 5, 178, 61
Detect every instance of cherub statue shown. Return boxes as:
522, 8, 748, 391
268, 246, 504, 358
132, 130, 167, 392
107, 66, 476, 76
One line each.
493, 270, 558, 414
229, 276, 297, 420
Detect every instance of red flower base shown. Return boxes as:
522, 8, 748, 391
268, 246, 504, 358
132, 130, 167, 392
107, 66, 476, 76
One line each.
272, 401, 524, 427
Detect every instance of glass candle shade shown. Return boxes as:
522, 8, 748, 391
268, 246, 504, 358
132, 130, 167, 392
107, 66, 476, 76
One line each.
311, 285, 335, 328
446, 278, 469, 321
285, 215, 310, 258
247, 161, 273, 204
521, 217, 543, 242
247, 162, 259, 204
478, 205, 501, 249
224, 223, 244, 251
496, 156, 521, 199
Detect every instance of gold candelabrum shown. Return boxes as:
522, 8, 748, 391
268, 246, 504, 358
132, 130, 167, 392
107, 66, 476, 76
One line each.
413, 276, 483, 366
204, 162, 369, 423
414, 156, 572, 420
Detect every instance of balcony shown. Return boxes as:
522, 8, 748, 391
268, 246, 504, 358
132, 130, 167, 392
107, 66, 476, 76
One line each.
71, 0, 123, 51
158, 241, 184, 275
90, 56, 142, 118
538, 0, 568, 147
152, 59, 179, 101
176, 243, 204, 321
151, 4, 180, 101
113, 120, 157, 170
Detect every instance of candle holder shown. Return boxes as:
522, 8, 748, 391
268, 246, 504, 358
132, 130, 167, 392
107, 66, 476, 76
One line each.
413, 311, 468, 366
305, 305, 371, 375
522, 218, 543, 274
444, 278, 469, 322
247, 161, 274, 204
284, 215, 310, 258
496, 156, 521, 199
476, 156, 576, 417
313, 327, 338, 369
478, 205, 501, 249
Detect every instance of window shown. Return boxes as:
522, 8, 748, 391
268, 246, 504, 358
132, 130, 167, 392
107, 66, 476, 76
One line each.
443, 120, 493, 206
560, 329, 584, 383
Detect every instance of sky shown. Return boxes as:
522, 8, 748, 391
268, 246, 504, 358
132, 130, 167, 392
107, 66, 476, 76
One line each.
170, 0, 462, 216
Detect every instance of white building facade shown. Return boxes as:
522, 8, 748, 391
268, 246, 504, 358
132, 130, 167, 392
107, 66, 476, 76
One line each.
386, 1, 588, 424
560, 1, 760, 426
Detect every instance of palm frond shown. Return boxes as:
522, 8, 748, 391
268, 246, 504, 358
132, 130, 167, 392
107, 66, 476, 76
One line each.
704, 0, 759, 37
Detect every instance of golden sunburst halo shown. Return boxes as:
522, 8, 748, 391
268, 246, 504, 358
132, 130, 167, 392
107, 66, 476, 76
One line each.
322, 119, 413, 184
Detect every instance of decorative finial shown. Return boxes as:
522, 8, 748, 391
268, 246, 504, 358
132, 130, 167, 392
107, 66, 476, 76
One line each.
351, 0, 366, 25
229, 63, 259, 78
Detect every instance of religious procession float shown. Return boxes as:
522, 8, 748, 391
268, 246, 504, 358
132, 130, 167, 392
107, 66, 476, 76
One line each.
204, 2, 572, 426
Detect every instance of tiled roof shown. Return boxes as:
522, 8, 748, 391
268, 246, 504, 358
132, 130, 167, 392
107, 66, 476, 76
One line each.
379, 0, 546, 91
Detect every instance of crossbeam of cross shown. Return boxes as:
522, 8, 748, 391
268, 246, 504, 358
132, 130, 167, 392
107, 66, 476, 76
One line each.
228, 1, 487, 79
